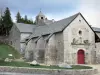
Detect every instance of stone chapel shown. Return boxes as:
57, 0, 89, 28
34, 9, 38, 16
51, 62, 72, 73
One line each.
10, 11, 100, 65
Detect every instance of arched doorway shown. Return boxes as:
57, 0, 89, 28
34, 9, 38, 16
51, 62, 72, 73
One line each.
77, 50, 85, 64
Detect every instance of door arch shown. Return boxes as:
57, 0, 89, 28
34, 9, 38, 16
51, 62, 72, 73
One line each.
77, 50, 85, 64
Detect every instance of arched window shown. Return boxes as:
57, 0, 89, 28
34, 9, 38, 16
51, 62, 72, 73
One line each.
79, 30, 82, 35
41, 17, 43, 19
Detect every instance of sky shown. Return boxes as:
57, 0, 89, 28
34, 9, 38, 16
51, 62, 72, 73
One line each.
0, 0, 100, 27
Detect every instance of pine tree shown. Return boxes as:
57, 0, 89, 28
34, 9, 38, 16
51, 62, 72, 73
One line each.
21, 17, 25, 23
24, 15, 28, 23
2, 7, 13, 35
16, 12, 21, 23
16, 13, 35, 24
0, 16, 4, 35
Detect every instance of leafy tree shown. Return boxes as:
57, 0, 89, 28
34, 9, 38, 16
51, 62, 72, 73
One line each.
2, 7, 13, 35
27, 19, 34, 24
16, 12, 21, 23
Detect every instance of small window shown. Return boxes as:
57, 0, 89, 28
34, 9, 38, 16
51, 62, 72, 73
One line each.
79, 20, 81, 22
41, 17, 43, 19
79, 30, 82, 35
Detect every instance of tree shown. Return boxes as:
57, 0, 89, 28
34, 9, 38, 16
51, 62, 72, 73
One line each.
20, 17, 25, 23
27, 19, 34, 24
16, 12, 21, 23
24, 15, 28, 23
33, 21, 36, 25
16, 12, 35, 24
0, 8, 4, 35
2, 7, 13, 35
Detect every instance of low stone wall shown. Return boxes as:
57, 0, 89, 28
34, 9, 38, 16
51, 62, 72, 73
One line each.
0, 66, 97, 75
0, 36, 9, 44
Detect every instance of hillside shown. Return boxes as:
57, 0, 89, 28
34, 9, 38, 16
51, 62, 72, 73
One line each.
0, 44, 21, 59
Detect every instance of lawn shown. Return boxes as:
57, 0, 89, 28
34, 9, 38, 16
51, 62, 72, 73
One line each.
0, 60, 92, 69
0, 44, 92, 69
0, 44, 21, 59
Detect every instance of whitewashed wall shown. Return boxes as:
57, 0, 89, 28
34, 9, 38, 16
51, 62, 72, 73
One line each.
20, 33, 31, 42
63, 14, 95, 64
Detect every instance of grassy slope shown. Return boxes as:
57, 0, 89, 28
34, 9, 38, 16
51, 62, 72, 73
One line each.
0, 44, 21, 59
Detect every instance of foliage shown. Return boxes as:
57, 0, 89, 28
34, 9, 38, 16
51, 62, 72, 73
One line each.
16, 12, 21, 23
16, 12, 35, 24
0, 7, 13, 36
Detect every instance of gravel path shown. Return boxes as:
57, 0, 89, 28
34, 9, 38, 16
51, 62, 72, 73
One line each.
0, 72, 50, 75
87, 65, 100, 75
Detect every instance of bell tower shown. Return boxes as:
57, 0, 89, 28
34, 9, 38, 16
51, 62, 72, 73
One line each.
36, 11, 47, 25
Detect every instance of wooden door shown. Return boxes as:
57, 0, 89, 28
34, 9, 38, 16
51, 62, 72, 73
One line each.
77, 50, 85, 64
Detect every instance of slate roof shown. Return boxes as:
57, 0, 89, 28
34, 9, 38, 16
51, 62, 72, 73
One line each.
92, 27, 100, 32
45, 20, 54, 25
14, 13, 100, 41
14, 23, 36, 33
29, 13, 79, 39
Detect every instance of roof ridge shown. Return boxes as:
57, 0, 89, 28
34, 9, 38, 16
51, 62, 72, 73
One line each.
15, 23, 36, 26
28, 12, 80, 39
54, 12, 79, 23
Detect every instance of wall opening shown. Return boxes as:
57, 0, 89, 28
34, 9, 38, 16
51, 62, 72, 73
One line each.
77, 49, 85, 64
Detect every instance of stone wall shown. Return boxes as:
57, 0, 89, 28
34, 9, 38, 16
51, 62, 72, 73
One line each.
63, 14, 95, 64
55, 32, 64, 64
36, 37, 45, 63
95, 32, 100, 64
25, 39, 36, 61
0, 66, 96, 75
45, 34, 57, 65
9, 25, 21, 52
95, 43, 100, 63
25, 14, 97, 65
0, 36, 9, 44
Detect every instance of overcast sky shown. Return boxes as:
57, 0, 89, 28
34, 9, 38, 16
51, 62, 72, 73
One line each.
0, 0, 100, 27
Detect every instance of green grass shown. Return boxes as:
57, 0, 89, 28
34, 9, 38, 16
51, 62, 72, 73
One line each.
0, 44, 21, 59
0, 44, 92, 69
0, 60, 92, 69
